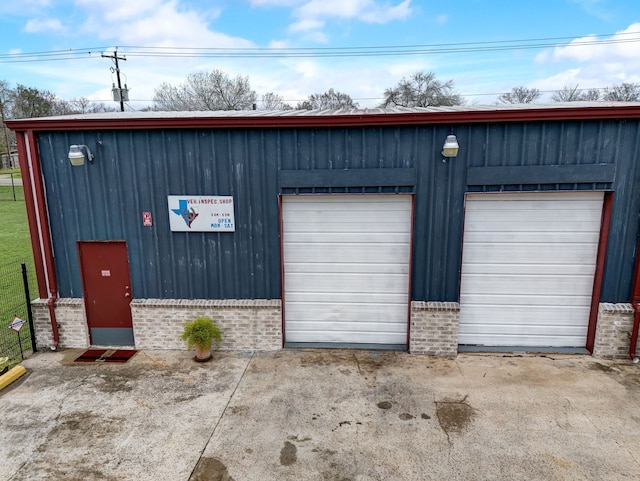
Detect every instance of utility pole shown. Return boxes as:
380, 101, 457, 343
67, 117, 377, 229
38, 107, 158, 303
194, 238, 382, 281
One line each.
102, 49, 127, 112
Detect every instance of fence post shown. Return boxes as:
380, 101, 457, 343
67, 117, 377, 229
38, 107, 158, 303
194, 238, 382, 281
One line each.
21, 263, 37, 353
11, 172, 16, 202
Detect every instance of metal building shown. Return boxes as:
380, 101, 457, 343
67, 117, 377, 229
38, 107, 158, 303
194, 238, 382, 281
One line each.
7, 103, 640, 358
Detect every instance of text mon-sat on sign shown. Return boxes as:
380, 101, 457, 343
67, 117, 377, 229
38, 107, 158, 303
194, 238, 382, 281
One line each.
167, 195, 235, 232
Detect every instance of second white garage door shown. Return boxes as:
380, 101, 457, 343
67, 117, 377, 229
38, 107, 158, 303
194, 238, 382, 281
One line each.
459, 191, 603, 348
282, 195, 412, 347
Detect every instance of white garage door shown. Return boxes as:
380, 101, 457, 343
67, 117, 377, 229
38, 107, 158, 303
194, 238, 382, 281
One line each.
459, 192, 603, 348
283, 195, 412, 346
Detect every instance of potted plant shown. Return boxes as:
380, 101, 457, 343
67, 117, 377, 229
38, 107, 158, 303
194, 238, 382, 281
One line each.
181, 316, 222, 362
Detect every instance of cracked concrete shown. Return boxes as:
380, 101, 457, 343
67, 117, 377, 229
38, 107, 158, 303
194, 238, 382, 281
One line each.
1, 349, 640, 480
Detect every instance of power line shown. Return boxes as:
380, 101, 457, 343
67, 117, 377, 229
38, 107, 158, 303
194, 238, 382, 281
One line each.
101, 49, 128, 112
0, 31, 639, 63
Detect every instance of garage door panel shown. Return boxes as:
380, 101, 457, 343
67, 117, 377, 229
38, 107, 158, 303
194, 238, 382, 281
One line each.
284, 244, 410, 263
458, 333, 587, 348
286, 329, 407, 344
286, 291, 408, 304
284, 222, 411, 234
462, 231, 600, 244
285, 318, 408, 333
459, 306, 592, 325
461, 244, 599, 264
285, 262, 410, 274
283, 195, 412, 346
285, 272, 409, 294
460, 294, 592, 307
460, 274, 597, 296
461, 263, 596, 276
465, 211, 601, 228
285, 232, 411, 244
459, 192, 603, 348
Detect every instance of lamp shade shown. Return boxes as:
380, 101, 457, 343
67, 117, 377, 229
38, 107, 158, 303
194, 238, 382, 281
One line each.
442, 135, 459, 158
68, 145, 85, 166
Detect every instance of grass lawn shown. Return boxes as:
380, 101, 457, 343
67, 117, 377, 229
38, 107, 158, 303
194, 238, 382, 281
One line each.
0, 186, 37, 365
0, 168, 21, 178
0, 186, 34, 267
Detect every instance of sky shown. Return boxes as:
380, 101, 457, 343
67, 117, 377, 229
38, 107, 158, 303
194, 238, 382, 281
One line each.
1, 0, 640, 110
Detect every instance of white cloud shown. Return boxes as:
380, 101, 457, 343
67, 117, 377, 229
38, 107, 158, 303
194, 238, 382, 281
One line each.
536, 23, 640, 64
289, 18, 325, 33
75, 0, 167, 23
78, 1, 251, 48
569, 0, 613, 21
0, 1, 50, 15
252, 0, 412, 36
24, 18, 64, 33
533, 23, 640, 94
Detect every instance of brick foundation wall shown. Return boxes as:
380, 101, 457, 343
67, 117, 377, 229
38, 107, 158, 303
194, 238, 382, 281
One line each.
31, 298, 89, 349
410, 301, 460, 357
30, 297, 634, 359
593, 303, 637, 359
130, 299, 282, 351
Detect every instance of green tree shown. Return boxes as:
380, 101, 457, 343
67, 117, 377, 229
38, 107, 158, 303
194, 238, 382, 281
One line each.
0, 81, 13, 162
9, 84, 58, 118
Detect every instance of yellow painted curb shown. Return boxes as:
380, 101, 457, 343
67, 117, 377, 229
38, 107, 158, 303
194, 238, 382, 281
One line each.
0, 365, 27, 391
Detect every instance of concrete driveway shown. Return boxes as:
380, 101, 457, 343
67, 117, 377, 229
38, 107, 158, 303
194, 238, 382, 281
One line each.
1, 349, 640, 481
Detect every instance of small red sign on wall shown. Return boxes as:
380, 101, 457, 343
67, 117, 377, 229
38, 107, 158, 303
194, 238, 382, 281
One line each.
142, 212, 152, 227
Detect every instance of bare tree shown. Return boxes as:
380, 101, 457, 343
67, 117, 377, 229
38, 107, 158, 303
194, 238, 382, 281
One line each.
52, 97, 118, 115
551, 85, 583, 102
603, 83, 640, 101
552, 85, 602, 102
380, 72, 463, 108
153, 69, 257, 111
498, 86, 541, 104
260, 92, 292, 110
297, 88, 358, 110
582, 88, 601, 101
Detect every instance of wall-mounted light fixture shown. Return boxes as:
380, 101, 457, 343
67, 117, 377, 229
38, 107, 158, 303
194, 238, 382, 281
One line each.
68, 144, 94, 166
441, 134, 459, 162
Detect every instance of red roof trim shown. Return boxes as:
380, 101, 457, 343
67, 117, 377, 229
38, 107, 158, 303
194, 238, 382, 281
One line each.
6, 105, 640, 132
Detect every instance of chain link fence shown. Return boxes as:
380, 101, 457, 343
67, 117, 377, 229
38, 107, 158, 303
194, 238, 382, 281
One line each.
0, 173, 22, 202
0, 262, 37, 373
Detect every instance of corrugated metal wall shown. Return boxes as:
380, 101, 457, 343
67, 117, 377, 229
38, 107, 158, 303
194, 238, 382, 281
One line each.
36, 119, 640, 303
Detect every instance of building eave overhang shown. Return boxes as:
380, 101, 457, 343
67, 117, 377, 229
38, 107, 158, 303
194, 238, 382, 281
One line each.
7, 104, 640, 132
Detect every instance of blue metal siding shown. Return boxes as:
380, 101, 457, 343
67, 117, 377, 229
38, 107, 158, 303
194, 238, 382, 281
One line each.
36, 119, 640, 304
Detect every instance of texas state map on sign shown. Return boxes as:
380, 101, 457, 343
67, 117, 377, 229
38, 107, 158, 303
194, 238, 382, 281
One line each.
171, 199, 199, 228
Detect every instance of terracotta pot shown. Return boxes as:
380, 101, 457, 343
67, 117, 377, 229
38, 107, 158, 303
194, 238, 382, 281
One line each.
194, 345, 212, 362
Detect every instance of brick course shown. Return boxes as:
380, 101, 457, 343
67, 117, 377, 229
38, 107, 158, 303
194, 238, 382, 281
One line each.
130, 299, 282, 351
409, 301, 460, 357
29, 297, 636, 359
31, 298, 89, 349
593, 303, 638, 359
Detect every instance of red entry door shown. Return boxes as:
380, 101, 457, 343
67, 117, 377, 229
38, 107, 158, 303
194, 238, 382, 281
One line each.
78, 241, 134, 346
